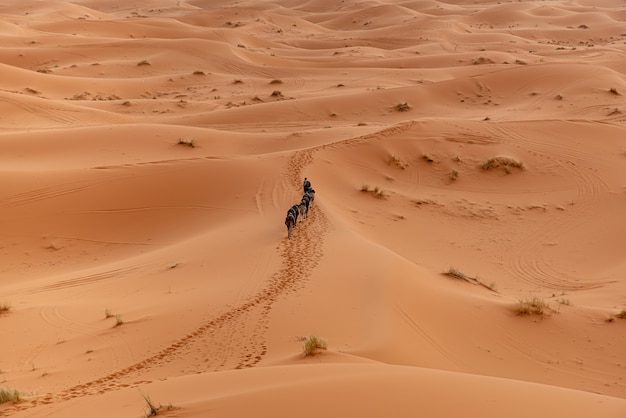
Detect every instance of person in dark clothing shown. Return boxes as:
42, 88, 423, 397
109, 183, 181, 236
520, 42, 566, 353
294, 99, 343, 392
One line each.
288, 204, 299, 225
303, 177, 312, 193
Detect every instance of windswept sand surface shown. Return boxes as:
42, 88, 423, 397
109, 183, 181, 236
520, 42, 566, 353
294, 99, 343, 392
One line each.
1, 0, 625, 416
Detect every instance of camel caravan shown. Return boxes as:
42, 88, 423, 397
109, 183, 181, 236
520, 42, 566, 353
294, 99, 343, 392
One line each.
285, 177, 315, 239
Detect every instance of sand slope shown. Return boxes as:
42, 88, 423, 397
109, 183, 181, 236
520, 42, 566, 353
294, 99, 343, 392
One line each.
1, 0, 625, 417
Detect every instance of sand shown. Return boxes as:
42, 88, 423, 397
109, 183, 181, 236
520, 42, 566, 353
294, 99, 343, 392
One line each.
0, 0, 625, 417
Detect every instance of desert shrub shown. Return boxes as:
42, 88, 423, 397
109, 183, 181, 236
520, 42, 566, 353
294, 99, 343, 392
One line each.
177, 138, 196, 148
480, 156, 524, 172
422, 153, 435, 163
114, 314, 124, 327
396, 102, 411, 112
516, 297, 548, 316
269, 79, 283, 84
444, 267, 469, 281
303, 335, 327, 356
271, 90, 282, 97
137, 60, 151, 66
387, 154, 406, 169
449, 169, 459, 182
0, 302, 10, 314
0, 387, 21, 404
141, 391, 161, 416
609, 87, 620, 95
104, 307, 113, 319
360, 185, 386, 199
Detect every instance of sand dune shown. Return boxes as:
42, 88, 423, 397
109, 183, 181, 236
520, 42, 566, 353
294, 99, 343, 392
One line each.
1, 0, 625, 417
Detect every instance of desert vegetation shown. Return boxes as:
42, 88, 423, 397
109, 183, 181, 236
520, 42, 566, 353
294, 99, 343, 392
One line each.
387, 154, 406, 169
443, 268, 496, 291
0, 302, 10, 314
515, 297, 550, 316
360, 185, 387, 199
480, 156, 524, 173
0, 387, 21, 404
177, 138, 196, 148
395, 102, 411, 112
141, 391, 161, 416
302, 335, 327, 356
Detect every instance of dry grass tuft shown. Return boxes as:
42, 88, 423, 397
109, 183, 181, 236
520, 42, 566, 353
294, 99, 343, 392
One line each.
177, 138, 196, 148
141, 391, 161, 417
396, 102, 411, 112
0, 387, 21, 404
302, 335, 327, 356
0, 302, 10, 314
360, 185, 386, 199
387, 154, 406, 169
515, 297, 549, 316
443, 268, 496, 291
481, 156, 524, 173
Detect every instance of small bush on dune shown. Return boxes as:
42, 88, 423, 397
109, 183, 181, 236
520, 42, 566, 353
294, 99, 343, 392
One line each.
608, 87, 621, 95
0, 387, 21, 404
302, 335, 327, 356
177, 138, 196, 148
387, 154, 406, 169
444, 267, 469, 281
515, 297, 549, 316
481, 156, 524, 173
114, 314, 124, 327
141, 391, 161, 417
360, 185, 387, 199
0, 302, 10, 314
137, 60, 151, 66
396, 102, 411, 112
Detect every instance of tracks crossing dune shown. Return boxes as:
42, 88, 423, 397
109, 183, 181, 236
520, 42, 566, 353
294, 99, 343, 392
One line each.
1, 147, 331, 417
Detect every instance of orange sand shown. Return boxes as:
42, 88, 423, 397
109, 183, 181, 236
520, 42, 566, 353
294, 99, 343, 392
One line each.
1, 0, 625, 417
